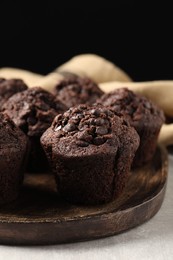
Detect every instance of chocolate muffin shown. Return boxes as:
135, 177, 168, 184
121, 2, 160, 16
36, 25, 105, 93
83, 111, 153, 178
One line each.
97, 88, 165, 167
0, 113, 28, 204
0, 78, 28, 108
54, 77, 104, 109
41, 104, 139, 205
2, 87, 67, 172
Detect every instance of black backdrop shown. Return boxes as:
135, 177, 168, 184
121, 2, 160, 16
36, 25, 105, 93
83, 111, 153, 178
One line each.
0, 2, 173, 81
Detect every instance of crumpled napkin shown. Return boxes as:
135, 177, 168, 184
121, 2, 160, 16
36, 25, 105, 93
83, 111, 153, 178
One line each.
0, 54, 172, 146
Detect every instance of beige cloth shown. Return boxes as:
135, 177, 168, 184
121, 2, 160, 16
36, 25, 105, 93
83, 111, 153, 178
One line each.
0, 54, 172, 146
0, 54, 131, 91
57, 54, 132, 83
0, 67, 43, 86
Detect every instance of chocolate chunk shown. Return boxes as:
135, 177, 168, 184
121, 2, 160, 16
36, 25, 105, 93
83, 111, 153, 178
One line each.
93, 136, 105, 145
76, 140, 89, 147
77, 131, 93, 143
90, 108, 100, 116
96, 126, 108, 135
63, 122, 76, 132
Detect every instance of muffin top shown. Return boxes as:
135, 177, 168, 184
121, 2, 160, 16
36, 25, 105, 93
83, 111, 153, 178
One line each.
41, 104, 139, 156
0, 78, 28, 108
54, 77, 104, 108
52, 105, 115, 147
97, 88, 165, 130
2, 87, 67, 137
0, 112, 27, 149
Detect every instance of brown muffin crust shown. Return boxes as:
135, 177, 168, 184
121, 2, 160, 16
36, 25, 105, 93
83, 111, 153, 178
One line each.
52, 105, 114, 146
54, 77, 104, 109
0, 78, 28, 108
98, 88, 165, 125
97, 88, 165, 166
2, 87, 67, 172
41, 104, 139, 204
0, 113, 28, 204
2, 86, 67, 137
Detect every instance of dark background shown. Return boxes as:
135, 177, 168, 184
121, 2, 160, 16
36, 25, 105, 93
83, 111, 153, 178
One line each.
0, 2, 173, 81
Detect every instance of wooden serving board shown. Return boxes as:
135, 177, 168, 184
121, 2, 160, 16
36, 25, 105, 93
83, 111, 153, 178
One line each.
0, 146, 168, 245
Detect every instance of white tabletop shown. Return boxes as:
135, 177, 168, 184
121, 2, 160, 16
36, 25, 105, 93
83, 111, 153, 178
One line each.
0, 155, 172, 260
